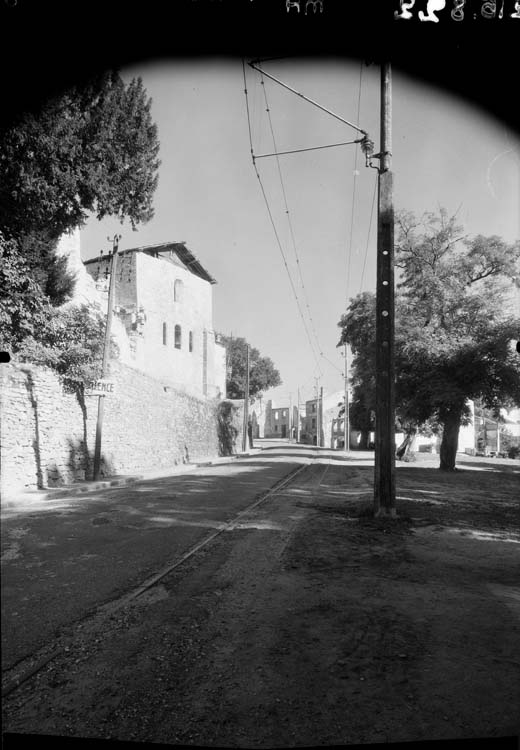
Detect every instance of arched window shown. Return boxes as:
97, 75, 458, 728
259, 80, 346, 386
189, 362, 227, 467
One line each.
174, 279, 183, 302
189, 331, 193, 352
162, 322, 167, 346
175, 325, 182, 349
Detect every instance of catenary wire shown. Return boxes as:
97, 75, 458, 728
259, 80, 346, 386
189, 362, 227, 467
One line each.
359, 173, 378, 294
345, 62, 363, 308
242, 61, 323, 376
248, 61, 367, 136
260, 75, 325, 365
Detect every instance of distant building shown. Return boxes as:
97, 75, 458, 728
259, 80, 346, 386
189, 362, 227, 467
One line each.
75, 236, 226, 400
264, 401, 299, 439
301, 391, 344, 447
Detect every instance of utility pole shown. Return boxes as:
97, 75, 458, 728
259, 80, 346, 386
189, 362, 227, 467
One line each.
373, 62, 396, 517
242, 343, 250, 452
289, 393, 292, 441
297, 387, 301, 443
314, 377, 320, 447
93, 234, 121, 481
344, 343, 350, 453
319, 386, 324, 448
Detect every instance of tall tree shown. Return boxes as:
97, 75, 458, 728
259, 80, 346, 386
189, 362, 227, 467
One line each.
220, 335, 282, 401
338, 209, 520, 471
0, 233, 50, 351
0, 71, 160, 304
337, 293, 377, 449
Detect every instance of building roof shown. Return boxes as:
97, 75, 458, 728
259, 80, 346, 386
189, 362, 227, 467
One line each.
84, 242, 216, 284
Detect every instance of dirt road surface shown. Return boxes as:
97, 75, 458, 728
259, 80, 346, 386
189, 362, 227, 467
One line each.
2, 445, 520, 747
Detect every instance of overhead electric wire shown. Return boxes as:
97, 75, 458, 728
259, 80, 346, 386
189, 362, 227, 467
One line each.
260, 75, 324, 364
359, 173, 378, 294
248, 61, 367, 136
242, 61, 323, 377
260, 73, 352, 382
345, 62, 364, 309
254, 140, 362, 159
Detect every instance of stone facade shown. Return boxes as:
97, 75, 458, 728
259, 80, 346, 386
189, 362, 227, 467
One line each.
0, 361, 222, 497
83, 243, 226, 400
263, 401, 299, 439
301, 391, 344, 447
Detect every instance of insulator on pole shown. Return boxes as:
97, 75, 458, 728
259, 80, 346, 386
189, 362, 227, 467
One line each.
360, 134, 375, 167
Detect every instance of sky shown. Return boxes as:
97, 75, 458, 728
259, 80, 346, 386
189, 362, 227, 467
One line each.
81, 58, 520, 407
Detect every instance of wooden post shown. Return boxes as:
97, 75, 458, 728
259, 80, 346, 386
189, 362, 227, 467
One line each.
93, 235, 121, 481
373, 62, 396, 517
297, 387, 301, 443
242, 343, 250, 452
319, 386, 323, 448
344, 343, 350, 453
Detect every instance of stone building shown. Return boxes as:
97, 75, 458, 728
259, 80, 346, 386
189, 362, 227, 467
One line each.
263, 401, 299, 439
83, 241, 226, 400
301, 391, 344, 447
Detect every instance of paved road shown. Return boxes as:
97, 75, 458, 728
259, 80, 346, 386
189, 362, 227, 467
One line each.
1, 442, 324, 671
3, 445, 520, 746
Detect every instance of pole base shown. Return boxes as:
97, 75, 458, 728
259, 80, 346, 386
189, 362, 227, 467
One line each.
374, 507, 398, 519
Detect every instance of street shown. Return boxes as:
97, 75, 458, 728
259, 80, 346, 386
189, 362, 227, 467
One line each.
2, 443, 520, 746
1, 441, 303, 672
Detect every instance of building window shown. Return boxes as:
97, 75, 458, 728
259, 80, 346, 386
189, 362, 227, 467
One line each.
175, 325, 182, 349
312, 403, 316, 413
312, 418, 316, 429
275, 425, 278, 431
189, 331, 193, 352
174, 279, 183, 302
162, 322, 167, 346
283, 410, 287, 417
275, 412, 279, 420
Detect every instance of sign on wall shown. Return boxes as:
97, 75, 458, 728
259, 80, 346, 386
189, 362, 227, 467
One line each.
85, 379, 115, 397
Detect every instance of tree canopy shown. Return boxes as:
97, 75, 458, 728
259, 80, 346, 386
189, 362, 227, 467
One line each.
0, 233, 50, 352
0, 71, 160, 304
219, 335, 282, 401
338, 209, 520, 470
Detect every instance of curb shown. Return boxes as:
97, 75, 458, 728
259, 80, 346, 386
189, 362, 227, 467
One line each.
1, 448, 266, 510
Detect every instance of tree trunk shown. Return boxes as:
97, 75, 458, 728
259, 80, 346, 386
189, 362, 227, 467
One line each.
396, 426, 417, 461
439, 412, 461, 470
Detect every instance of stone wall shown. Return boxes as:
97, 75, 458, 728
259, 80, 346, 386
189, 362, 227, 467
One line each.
0, 360, 223, 498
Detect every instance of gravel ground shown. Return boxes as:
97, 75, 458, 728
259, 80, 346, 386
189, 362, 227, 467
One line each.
2, 452, 520, 747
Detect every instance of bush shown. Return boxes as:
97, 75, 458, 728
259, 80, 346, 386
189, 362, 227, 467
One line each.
16, 304, 116, 393
217, 401, 239, 457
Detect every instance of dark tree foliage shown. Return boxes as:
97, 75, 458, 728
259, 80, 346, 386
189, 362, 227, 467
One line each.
0, 71, 160, 303
16, 304, 115, 394
219, 335, 282, 401
338, 209, 520, 471
0, 233, 50, 351
217, 401, 240, 457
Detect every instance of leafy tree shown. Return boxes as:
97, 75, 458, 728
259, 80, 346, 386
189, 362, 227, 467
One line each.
337, 292, 376, 449
219, 335, 282, 400
0, 71, 160, 303
16, 304, 115, 394
0, 233, 50, 351
338, 209, 520, 471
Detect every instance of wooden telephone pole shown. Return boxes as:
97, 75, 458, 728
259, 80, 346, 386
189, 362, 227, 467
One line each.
297, 387, 301, 443
242, 343, 250, 452
93, 234, 121, 481
373, 63, 396, 517
344, 343, 350, 453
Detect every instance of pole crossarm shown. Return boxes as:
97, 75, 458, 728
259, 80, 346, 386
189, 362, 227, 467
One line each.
254, 139, 364, 160
248, 61, 368, 136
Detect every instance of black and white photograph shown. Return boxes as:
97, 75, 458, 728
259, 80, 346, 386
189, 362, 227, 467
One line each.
1, 1, 519, 749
